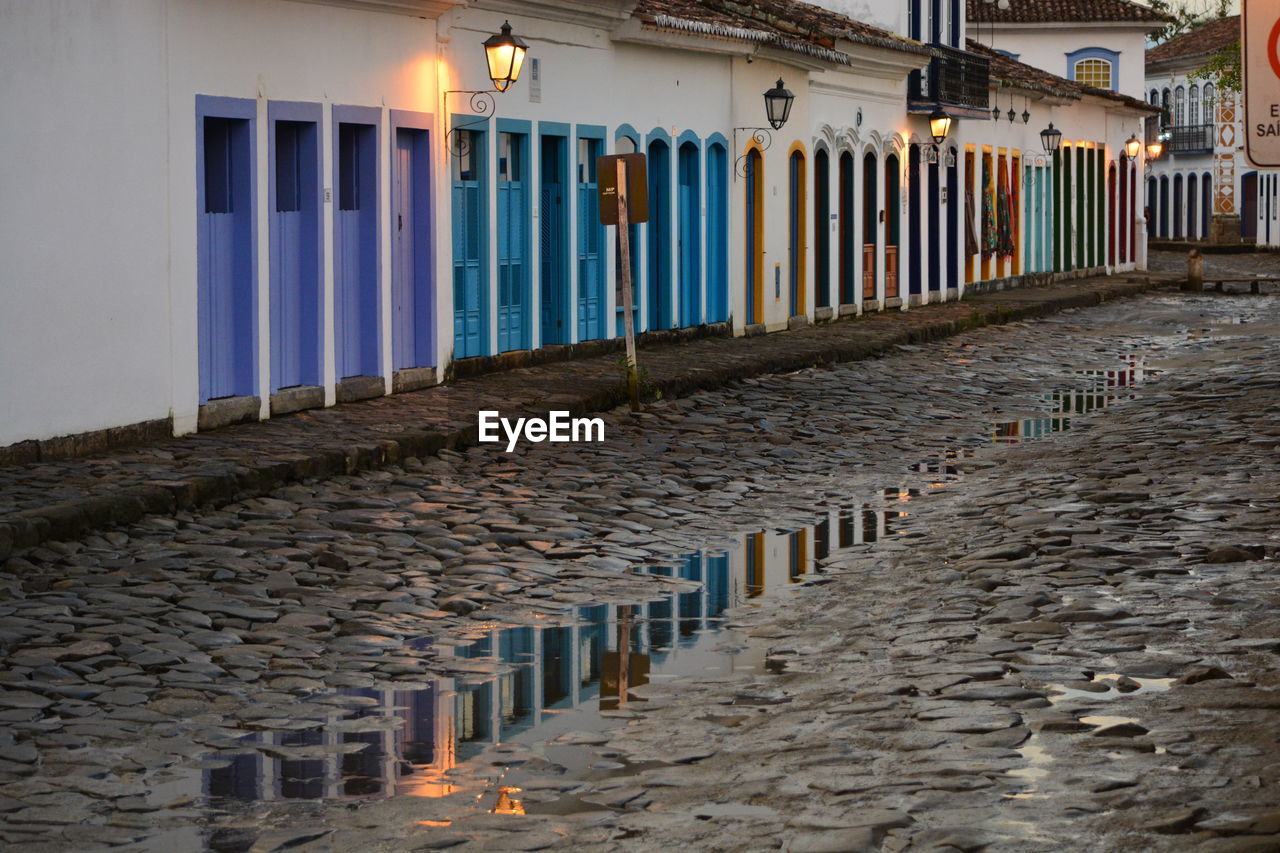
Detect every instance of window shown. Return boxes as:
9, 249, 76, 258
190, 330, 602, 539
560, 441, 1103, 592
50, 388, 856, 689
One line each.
1074, 58, 1112, 90
1161, 88, 1172, 128
1203, 83, 1215, 123
1149, 88, 1159, 106
1189, 85, 1200, 126
1174, 85, 1186, 127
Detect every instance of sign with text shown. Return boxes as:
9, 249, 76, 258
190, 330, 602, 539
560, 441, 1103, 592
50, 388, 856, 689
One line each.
596, 153, 648, 225
1244, 0, 1280, 166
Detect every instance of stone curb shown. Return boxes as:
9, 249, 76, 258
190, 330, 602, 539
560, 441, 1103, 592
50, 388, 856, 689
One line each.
0, 277, 1164, 562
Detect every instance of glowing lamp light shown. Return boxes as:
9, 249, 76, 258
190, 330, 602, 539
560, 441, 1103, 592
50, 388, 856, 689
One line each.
484, 21, 528, 93
764, 78, 795, 130
1124, 134, 1142, 161
929, 108, 953, 144
1146, 139, 1164, 160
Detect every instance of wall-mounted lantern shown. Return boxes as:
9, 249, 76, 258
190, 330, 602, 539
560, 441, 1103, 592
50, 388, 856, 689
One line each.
733, 78, 795, 179
764, 79, 795, 130
484, 21, 529, 93
1124, 134, 1142, 161
929, 108, 953, 144
446, 21, 530, 157
1146, 138, 1164, 161
1040, 122, 1063, 155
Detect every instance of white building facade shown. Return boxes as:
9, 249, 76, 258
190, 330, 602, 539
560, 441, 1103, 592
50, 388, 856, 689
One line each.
0, 0, 1154, 455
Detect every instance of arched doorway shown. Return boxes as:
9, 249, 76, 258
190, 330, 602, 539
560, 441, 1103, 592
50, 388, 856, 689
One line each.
839, 152, 855, 304
863, 150, 877, 300
744, 149, 764, 325
1173, 174, 1184, 240
677, 138, 701, 328
814, 149, 830, 310
788, 148, 807, 317
884, 153, 900, 298
646, 134, 672, 330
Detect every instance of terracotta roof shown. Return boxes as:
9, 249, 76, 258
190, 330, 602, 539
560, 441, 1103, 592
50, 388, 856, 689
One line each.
631, 0, 931, 65
1146, 15, 1239, 66
968, 0, 1170, 25
967, 38, 1159, 113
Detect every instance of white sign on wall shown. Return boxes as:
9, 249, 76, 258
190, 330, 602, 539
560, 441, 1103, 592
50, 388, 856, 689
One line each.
1244, 0, 1280, 167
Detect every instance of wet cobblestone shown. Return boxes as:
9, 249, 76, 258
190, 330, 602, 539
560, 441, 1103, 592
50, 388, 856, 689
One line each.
1, 287, 1277, 852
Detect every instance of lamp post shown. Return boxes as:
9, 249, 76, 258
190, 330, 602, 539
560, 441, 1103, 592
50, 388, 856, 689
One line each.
446, 21, 530, 156
734, 79, 796, 178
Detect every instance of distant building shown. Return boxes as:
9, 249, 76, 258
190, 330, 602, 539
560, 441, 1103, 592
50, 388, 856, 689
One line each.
1144, 15, 1277, 246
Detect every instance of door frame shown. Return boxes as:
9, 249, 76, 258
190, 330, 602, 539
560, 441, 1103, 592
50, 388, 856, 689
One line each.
196, 95, 259, 405
332, 104, 382, 380
677, 130, 703, 328
539, 122, 571, 346
267, 99, 323, 393
496, 117, 532, 353
390, 109, 435, 371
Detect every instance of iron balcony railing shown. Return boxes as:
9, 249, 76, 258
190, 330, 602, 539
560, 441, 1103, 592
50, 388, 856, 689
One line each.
909, 43, 990, 111
1167, 123, 1214, 154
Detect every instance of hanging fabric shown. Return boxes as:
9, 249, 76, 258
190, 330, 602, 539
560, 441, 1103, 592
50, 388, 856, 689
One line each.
997, 156, 1015, 258
965, 184, 979, 257
981, 157, 997, 258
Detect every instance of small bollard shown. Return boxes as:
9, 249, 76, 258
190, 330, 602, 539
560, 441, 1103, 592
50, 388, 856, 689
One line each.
1184, 248, 1204, 292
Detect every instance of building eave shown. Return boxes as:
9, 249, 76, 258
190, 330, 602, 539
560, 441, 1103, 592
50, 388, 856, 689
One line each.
284, 0, 464, 18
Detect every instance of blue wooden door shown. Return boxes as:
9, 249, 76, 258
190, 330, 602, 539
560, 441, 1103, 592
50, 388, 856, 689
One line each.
647, 139, 672, 330
788, 151, 802, 315
677, 141, 701, 328
539, 134, 569, 345
336, 122, 379, 379
452, 129, 488, 358
393, 127, 432, 370
270, 118, 321, 391
199, 114, 256, 404
497, 131, 529, 352
706, 143, 728, 323
577, 136, 605, 341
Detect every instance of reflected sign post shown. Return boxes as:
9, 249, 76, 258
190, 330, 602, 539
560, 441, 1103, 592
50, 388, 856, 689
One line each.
1244, 0, 1280, 167
597, 153, 648, 412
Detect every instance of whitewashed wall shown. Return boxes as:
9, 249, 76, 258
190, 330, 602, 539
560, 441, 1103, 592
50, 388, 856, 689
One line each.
0, 0, 172, 447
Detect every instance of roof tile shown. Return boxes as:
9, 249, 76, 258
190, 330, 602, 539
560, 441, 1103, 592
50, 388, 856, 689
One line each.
968, 0, 1171, 25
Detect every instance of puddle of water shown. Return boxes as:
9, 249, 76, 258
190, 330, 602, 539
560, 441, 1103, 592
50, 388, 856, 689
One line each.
992, 358, 1161, 444
188, 485, 930, 832
1046, 675, 1173, 704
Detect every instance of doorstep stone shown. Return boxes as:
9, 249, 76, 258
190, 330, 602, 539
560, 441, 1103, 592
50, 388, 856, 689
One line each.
197, 396, 260, 432
335, 376, 385, 404
270, 385, 324, 417
788, 314, 810, 330
813, 306, 834, 322
392, 367, 437, 394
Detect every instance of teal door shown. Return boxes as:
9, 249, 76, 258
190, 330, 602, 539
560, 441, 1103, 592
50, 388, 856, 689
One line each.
497, 129, 529, 352
577, 135, 605, 341
677, 140, 701, 327
452, 128, 488, 358
539, 132, 569, 345
705, 142, 728, 323
647, 137, 672, 330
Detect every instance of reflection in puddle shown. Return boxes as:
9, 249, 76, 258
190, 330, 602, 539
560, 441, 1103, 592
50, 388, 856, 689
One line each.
993, 358, 1160, 444
1046, 675, 1174, 704
196, 487, 928, 828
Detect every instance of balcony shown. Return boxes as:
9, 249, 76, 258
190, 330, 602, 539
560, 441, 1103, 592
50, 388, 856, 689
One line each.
1167, 123, 1214, 155
909, 43, 990, 118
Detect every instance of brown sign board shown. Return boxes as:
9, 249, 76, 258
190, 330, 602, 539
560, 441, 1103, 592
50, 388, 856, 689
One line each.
597, 153, 649, 225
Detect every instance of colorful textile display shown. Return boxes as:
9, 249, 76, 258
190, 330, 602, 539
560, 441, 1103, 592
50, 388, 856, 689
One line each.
996, 156, 1015, 258
981, 158, 997, 258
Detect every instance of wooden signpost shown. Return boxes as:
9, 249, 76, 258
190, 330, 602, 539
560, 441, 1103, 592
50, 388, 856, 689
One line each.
597, 153, 648, 412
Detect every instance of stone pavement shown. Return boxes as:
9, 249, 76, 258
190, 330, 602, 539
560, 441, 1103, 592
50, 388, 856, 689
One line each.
0, 274, 1169, 561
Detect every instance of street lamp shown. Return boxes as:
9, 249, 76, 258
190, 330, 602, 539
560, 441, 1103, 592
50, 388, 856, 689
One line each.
1146, 138, 1164, 161
446, 21, 530, 157
929, 108, 953, 144
764, 79, 795, 130
484, 21, 528, 93
1124, 134, 1142, 161
1041, 122, 1063, 155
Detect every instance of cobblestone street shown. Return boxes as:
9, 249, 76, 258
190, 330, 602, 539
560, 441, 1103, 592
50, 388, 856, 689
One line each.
2, 286, 1279, 852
